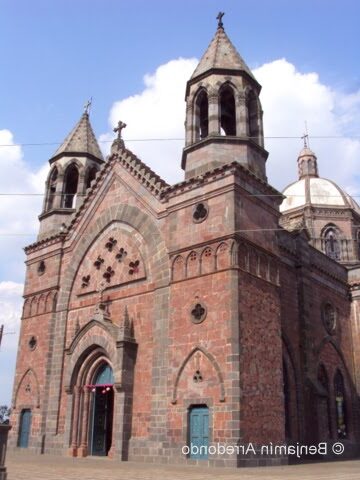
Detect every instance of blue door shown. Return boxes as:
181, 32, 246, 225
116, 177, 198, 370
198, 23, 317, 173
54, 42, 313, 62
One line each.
18, 409, 31, 448
189, 406, 209, 459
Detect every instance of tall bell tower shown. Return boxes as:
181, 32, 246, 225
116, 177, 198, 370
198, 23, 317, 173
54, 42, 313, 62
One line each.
182, 14, 268, 180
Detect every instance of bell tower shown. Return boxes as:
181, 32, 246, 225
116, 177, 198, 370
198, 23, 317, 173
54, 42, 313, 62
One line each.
38, 106, 104, 239
182, 14, 268, 180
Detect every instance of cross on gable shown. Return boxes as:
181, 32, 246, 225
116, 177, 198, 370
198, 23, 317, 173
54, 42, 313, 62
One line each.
114, 120, 127, 141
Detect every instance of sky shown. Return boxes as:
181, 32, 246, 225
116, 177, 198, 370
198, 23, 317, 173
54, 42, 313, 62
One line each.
0, 0, 360, 404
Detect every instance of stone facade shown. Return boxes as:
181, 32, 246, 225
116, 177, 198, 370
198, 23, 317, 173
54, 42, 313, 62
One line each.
9, 21, 360, 467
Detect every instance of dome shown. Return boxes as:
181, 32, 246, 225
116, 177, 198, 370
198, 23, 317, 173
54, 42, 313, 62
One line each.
280, 177, 360, 214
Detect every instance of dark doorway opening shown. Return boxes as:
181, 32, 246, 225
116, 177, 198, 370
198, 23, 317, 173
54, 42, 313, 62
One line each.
90, 387, 114, 456
89, 363, 115, 456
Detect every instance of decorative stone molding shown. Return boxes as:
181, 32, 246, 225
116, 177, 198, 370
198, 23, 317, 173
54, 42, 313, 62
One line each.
28, 336, 37, 351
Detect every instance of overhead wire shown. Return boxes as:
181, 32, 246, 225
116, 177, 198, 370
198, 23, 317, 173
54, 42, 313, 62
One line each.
1, 135, 360, 148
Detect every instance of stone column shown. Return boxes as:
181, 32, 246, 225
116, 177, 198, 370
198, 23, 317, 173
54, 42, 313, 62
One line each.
69, 386, 81, 456
0, 425, 11, 480
54, 174, 64, 209
109, 387, 125, 459
185, 102, 193, 146
76, 171, 86, 208
208, 92, 219, 136
236, 91, 247, 136
78, 387, 90, 457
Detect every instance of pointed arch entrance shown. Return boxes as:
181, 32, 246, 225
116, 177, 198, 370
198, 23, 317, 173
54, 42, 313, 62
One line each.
68, 346, 115, 458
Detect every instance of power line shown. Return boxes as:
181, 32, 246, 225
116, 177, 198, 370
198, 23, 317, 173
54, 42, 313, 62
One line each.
3, 226, 360, 238
1, 135, 360, 148
2, 192, 360, 198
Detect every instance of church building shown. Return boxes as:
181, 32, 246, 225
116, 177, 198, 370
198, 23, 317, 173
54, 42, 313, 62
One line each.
9, 17, 360, 467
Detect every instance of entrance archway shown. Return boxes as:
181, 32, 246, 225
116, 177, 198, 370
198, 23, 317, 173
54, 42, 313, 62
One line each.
88, 364, 114, 456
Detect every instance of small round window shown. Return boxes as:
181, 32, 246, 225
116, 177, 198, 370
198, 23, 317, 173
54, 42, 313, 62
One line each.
193, 203, 208, 223
190, 303, 207, 324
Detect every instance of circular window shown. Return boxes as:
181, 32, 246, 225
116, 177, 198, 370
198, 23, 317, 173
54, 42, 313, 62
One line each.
28, 336, 37, 351
37, 260, 46, 276
193, 203, 208, 223
190, 303, 207, 324
322, 303, 337, 334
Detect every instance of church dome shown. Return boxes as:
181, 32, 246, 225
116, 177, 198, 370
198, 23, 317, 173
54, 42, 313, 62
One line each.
280, 177, 360, 213
280, 145, 360, 214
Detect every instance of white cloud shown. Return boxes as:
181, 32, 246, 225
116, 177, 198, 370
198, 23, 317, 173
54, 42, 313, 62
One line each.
102, 57, 360, 197
100, 57, 198, 184
0, 281, 23, 335
253, 59, 360, 193
0, 130, 46, 279
0, 281, 23, 405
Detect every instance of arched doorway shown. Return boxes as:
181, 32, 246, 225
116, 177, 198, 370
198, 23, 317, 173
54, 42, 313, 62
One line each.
88, 363, 114, 456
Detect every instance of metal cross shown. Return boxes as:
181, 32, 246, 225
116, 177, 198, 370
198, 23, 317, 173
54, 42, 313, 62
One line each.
84, 97, 92, 114
217, 11, 225, 29
301, 121, 310, 148
114, 120, 127, 141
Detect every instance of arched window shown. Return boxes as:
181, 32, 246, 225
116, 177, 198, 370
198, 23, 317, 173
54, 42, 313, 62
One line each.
317, 364, 332, 438
62, 164, 79, 208
324, 227, 341, 261
47, 167, 58, 211
219, 86, 236, 135
93, 363, 114, 385
85, 166, 98, 190
246, 90, 260, 143
334, 370, 347, 438
194, 90, 208, 141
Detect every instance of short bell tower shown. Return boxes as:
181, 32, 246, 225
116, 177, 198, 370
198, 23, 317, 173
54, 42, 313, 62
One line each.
38, 105, 104, 239
182, 14, 268, 181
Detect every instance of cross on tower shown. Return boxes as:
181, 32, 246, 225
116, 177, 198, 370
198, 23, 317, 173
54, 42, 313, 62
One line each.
217, 11, 225, 29
301, 121, 310, 148
114, 120, 127, 141
84, 97, 92, 114
301, 132, 309, 148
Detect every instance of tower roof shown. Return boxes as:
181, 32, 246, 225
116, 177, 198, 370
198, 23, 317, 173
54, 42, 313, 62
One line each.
190, 24, 257, 84
51, 112, 104, 162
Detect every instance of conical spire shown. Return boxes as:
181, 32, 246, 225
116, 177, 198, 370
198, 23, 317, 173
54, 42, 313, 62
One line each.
190, 20, 257, 84
52, 112, 104, 162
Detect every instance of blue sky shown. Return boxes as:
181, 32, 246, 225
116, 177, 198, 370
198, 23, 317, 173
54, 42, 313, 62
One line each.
0, 0, 360, 404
